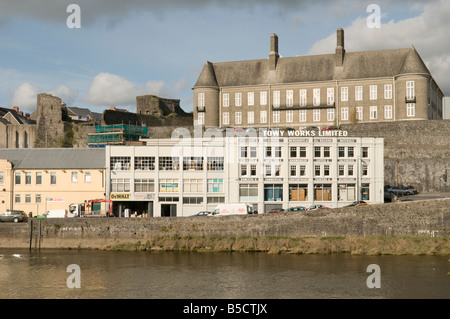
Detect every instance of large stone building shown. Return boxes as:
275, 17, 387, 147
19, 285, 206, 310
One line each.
193, 28, 444, 129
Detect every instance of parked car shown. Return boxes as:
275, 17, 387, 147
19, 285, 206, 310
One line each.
307, 204, 330, 211
191, 211, 213, 217
0, 210, 28, 223
387, 187, 415, 196
321, 125, 341, 131
346, 201, 369, 207
305, 126, 320, 131
267, 208, 285, 214
285, 206, 307, 212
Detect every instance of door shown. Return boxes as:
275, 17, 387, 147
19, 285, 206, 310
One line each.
161, 204, 177, 217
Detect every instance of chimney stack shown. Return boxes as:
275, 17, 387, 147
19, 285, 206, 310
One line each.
335, 28, 345, 67
269, 33, 279, 70
13, 106, 19, 112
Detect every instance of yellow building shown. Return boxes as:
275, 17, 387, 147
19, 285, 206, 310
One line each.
0, 148, 105, 216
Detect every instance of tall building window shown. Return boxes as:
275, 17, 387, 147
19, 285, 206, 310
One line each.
327, 108, 334, 122
313, 109, 320, 122
273, 91, 280, 108
370, 106, 377, 120
313, 88, 320, 106
0, 172, 3, 185
72, 172, 78, 183
198, 93, 205, 108
406, 81, 415, 99
85, 172, 91, 183
235, 112, 242, 124
239, 184, 258, 202
197, 113, 204, 125
223, 93, 229, 107
370, 85, 377, 100
247, 111, 254, 124
286, 90, 293, 107
248, 92, 254, 106
235, 93, 242, 106
223, 112, 230, 125
356, 107, 363, 120
407, 103, 415, 117
341, 107, 349, 121
384, 105, 393, 119
299, 110, 306, 122
299, 89, 307, 106
286, 110, 293, 123
341, 87, 348, 101
260, 110, 267, 123
384, 84, 392, 99
273, 111, 280, 123
355, 86, 363, 101
260, 91, 267, 105
327, 88, 334, 105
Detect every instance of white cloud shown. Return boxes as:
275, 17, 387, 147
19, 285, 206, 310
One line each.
83, 72, 166, 106
49, 84, 78, 106
307, 0, 450, 95
10, 82, 40, 112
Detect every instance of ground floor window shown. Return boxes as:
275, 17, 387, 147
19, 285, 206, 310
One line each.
239, 184, 258, 202
338, 184, 356, 201
361, 183, 370, 200
264, 184, 283, 201
289, 184, 308, 201
314, 184, 332, 201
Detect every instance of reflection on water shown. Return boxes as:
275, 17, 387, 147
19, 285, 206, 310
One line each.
0, 249, 448, 299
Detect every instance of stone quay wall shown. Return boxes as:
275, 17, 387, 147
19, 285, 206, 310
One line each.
1, 198, 448, 253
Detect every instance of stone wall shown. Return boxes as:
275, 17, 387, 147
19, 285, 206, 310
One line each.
2, 198, 449, 251
342, 120, 450, 192
33, 94, 67, 148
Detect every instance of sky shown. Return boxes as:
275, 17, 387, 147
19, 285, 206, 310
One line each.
0, 0, 449, 114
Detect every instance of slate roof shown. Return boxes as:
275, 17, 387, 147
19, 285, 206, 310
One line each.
0, 148, 105, 169
193, 45, 431, 88
0, 107, 36, 125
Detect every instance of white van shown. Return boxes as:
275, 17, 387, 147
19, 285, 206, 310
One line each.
45, 209, 68, 218
213, 203, 254, 216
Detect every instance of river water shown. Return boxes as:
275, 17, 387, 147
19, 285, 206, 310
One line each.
0, 249, 448, 299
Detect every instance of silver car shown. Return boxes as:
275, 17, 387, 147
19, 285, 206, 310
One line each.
0, 210, 28, 223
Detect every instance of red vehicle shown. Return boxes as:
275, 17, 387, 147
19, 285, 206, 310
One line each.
267, 208, 285, 214
321, 126, 341, 131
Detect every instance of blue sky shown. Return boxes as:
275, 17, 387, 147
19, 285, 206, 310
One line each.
1, 0, 449, 114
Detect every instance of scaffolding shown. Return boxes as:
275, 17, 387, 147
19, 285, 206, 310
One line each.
88, 124, 148, 148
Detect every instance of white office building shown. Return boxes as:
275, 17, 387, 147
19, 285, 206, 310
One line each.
105, 131, 384, 217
